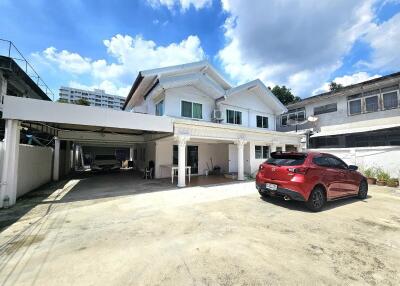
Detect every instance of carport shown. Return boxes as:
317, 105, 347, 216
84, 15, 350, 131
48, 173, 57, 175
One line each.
0, 95, 173, 207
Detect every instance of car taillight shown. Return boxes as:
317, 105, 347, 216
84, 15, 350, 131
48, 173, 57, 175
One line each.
287, 167, 308, 174
259, 164, 264, 171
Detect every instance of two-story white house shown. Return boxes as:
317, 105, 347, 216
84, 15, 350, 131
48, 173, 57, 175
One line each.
123, 61, 302, 186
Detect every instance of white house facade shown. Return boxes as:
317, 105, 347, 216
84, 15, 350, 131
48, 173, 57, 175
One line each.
123, 61, 301, 186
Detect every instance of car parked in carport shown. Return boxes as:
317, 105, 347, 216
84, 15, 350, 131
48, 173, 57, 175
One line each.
256, 151, 368, 211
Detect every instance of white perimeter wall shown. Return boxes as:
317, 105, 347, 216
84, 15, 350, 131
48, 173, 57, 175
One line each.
0, 143, 53, 198
309, 146, 400, 178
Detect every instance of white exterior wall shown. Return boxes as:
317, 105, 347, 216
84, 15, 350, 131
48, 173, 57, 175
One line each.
219, 90, 276, 130
164, 86, 215, 121
0, 143, 53, 198
309, 146, 400, 178
155, 140, 229, 178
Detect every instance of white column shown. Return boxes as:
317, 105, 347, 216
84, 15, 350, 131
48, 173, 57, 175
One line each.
235, 139, 247, 181
0, 71, 7, 98
65, 141, 71, 174
0, 119, 21, 207
176, 135, 190, 187
129, 146, 134, 161
282, 144, 287, 152
270, 143, 277, 153
53, 137, 60, 181
72, 143, 77, 170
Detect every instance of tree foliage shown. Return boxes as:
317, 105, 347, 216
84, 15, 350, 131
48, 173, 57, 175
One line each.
57, 98, 68, 103
329, 81, 343, 92
270, 85, 301, 105
74, 98, 91, 106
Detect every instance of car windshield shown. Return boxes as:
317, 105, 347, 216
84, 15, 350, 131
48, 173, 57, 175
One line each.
266, 153, 306, 166
95, 155, 116, 160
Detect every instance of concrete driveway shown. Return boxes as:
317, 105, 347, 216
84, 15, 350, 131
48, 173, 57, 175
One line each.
0, 172, 399, 285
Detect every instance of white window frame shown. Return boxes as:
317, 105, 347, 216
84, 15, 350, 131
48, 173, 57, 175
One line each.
348, 98, 362, 116
256, 115, 269, 129
226, 109, 242, 125
155, 99, 164, 116
382, 90, 399, 110
255, 145, 270, 159
180, 100, 203, 120
364, 94, 380, 113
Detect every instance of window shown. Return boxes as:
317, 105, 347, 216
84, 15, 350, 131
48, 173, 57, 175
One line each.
313, 156, 330, 167
256, 115, 269, 128
181, 101, 202, 119
281, 115, 287, 126
267, 153, 306, 166
383, 92, 398, 110
226, 109, 242, 124
282, 108, 306, 125
255, 146, 269, 159
155, 100, 164, 116
365, 95, 379, 112
349, 99, 361, 115
326, 156, 347, 169
314, 103, 337, 115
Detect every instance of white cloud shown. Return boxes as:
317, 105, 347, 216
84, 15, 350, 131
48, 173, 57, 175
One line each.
41, 47, 92, 74
34, 34, 205, 96
218, 0, 376, 97
359, 13, 400, 71
313, 72, 381, 94
146, 0, 211, 12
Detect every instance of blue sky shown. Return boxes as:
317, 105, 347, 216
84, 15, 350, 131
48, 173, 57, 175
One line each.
0, 0, 399, 99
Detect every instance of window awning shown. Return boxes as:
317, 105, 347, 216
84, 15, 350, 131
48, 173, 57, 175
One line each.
310, 123, 400, 138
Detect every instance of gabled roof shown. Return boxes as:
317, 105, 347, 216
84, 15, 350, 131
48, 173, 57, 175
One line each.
123, 61, 232, 109
123, 61, 286, 114
218, 79, 287, 114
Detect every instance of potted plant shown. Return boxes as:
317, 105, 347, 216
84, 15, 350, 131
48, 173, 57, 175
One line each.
387, 178, 399, 188
363, 167, 377, 185
376, 168, 390, 186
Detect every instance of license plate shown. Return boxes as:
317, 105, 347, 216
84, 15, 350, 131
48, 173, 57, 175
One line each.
265, 183, 277, 191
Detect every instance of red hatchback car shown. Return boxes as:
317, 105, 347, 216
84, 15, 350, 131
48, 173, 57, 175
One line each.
256, 151, 368, 211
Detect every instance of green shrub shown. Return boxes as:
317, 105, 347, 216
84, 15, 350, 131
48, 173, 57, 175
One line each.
376, 168, 390, 182
362, 167, 377, 178
387, 178, 398, 186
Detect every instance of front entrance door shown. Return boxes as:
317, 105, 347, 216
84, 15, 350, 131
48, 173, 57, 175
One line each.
228, 144, 237, 173
187, 146, 198, 174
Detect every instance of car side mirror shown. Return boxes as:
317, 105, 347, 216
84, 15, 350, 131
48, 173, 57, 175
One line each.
348, 165, 358, 171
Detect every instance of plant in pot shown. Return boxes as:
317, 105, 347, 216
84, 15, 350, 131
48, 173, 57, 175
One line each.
376, 168, 390, 186
387, 178, 399, 188
363, 167, 377, 185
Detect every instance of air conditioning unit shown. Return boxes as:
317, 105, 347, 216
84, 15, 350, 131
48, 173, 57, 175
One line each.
212, 109, 223, 122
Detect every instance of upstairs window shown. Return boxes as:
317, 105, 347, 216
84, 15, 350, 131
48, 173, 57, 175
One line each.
365, 95, 379, 113
383, 91, 398, 110
226, 109, 242, 124
281, 115, 288, 126
181, 101, 202, 119
155, 100, 164, 116
281, 108, 305, 126
314, 103, 337, 115
349, 99, 361, 115
256, 115, 269, 128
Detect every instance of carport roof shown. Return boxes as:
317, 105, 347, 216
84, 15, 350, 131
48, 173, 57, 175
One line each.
2, 95, 174, 135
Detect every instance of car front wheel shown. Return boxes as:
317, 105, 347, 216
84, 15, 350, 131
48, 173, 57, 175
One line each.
306, 186, 326, 212
358, 179, 368, 199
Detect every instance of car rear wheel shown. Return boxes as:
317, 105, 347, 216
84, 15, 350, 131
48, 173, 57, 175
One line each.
306, 186, 326, 212
258, 190, 269, 199
358, 180, 368, 199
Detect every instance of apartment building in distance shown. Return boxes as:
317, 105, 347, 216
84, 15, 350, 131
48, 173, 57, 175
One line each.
59, 86, 126, 110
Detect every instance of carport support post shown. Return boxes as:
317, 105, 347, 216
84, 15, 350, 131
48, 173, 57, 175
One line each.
0, 119, 21, 208
72, 143, 77, 170
129, 146, 134, 161
235, 139, 246, 181
176, 135, 190, 188
53, 137, 60, 181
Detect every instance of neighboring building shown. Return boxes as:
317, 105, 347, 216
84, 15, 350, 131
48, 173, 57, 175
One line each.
277, 72, 400, 149
123, 60, 301, 182
59, 87, 125, 110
